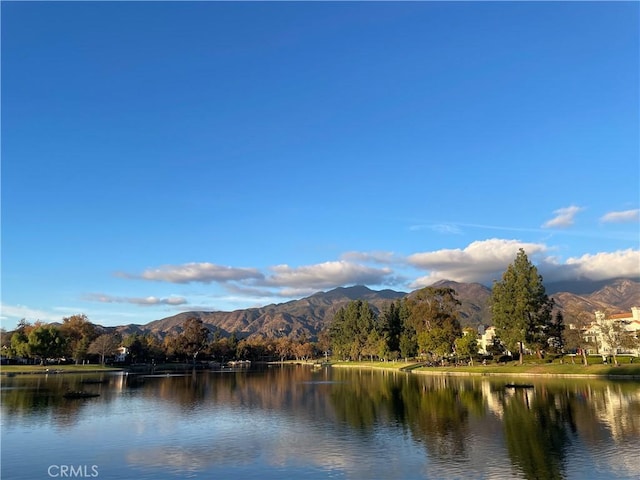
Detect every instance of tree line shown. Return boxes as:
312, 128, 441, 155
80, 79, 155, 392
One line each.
328, 249, 637, 365
328, 286, 478, 364
3, 249, 637, 366
1, 315, 321, 366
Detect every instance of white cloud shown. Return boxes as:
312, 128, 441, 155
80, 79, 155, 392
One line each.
85, 294, 188, 306
122, 262, 264, 284
264, 261, 393, 289
340, 250, 398, 264
112, 241, 639, 311
564, 249, 640, 281
408, 223, 463, 234
542, 205, 584, 228
406, 238, 639, 288
430, 224, 463, 235
600, 209, 640, 224
0, 304, 62, 323
407, 239, 548, 286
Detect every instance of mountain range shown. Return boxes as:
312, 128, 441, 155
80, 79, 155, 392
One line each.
113, 278, 640, 341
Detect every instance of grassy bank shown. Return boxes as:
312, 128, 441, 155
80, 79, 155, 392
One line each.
331, 360, 421, 371
1, 364, 123, 375
330, 360, 640, 378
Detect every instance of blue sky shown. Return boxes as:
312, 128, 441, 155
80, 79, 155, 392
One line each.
2, 1, 639, 329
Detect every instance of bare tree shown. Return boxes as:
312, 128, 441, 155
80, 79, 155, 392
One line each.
562, 306, 594, 366
594, 312, 635, 366
89, 334, 121, 365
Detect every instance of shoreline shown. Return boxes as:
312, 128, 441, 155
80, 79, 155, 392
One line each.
3, 361, 640, 380
330, 361, 640, 379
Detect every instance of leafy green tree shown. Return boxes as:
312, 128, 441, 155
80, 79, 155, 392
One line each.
236, 339, 251, 360
60, 314, 97, 364
329, 308, 350, 359
1, 328, 12, 353
490, 249, 554, 364
546, 311, 565, 354
275, 336, 293, 362
162, 334, 181, 360
142, 334, 164, 362
362, 329, 383, 361
180, 318, 211, 364
407, 287, 462, 363
329, 300, 377, 361
293, 339, 315, 361
10, 322, 31, 359
28, 324, 67, 365
123, 333, 145, 363
227, 331, 239, 359
454, 329, 478, 365
316, 329, 332, 359
485, 335, 506, 357
379, 301, 403, 355
399, 324, 418, 360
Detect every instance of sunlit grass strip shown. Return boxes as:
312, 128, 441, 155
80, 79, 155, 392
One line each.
331, 361, 420, 371
410, 363, 640, 377
0, 364, 123, 374
329, 361, 640, 377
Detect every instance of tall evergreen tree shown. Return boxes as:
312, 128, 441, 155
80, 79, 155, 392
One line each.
379, 301, 402, 354
490, 249, 554, 364
328, 300, 377, 361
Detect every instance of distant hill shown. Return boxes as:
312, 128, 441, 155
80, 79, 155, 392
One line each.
120, 279, 640, 341
429, 280, 493, 328
139, 285, 406, 340
551, 278, 640, 314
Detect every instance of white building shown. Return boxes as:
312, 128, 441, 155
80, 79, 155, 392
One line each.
477, 326, 497, 355
585, 307, 640, 356
114, 346, 129, 363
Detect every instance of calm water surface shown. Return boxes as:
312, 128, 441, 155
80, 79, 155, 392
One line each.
1, 366, 639, 480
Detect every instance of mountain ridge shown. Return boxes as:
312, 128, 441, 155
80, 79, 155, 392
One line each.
112, 278, 640, 341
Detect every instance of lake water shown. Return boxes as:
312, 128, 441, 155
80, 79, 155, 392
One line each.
1, 366, 639, 480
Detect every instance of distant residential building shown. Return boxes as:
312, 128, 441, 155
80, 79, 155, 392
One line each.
585, 307, 640, 356
114, 346, 129, 363
478, 326, 497, 355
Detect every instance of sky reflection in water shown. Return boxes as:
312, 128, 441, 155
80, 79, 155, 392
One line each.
2, 367, 639, 480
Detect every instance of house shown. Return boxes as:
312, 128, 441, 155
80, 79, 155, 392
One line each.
585, 307, 640, 356
114, 346, 129, 363
477, 325, 497, 355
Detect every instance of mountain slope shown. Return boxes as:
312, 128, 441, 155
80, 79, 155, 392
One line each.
551, 278, 640, 314
142, 285, 406, 340
135, 279, 640, 340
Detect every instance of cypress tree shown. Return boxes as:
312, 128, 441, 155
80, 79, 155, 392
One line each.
491, 249, 554, 364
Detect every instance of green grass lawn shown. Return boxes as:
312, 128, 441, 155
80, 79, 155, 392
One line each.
332, 360, 418, 371
330, 359, 640, 377
413, 363, 640, 376
1, 364, 123, 374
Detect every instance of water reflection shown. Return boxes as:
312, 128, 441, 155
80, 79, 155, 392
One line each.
2, 368, 639, 480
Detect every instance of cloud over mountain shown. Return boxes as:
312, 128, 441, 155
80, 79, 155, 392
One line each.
407, 239, 548, 286
85, 294, 188, 306
264, 261, 394, 290
122, 263, 264, 284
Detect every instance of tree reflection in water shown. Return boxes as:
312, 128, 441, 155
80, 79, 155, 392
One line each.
327, 369, 640, 480
2, 367, 640, 480
502, 387, 573, 480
